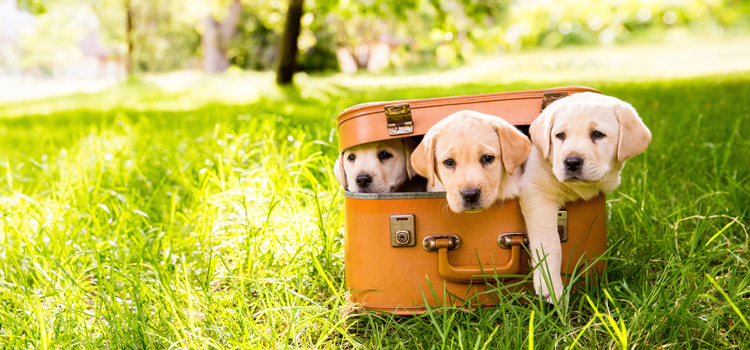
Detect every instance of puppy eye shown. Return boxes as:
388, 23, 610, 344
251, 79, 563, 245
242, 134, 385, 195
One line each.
591, 130, 606, 140
555, 132, 566, 140
347, 154, 356, 161
378, 151, 393, 160
481, 155, 495, 165
443, 158, 456, 168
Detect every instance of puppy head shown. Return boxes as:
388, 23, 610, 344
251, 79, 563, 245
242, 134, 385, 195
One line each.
334, 138, 416, 193
412, 110, 531, 213
530, 92, 651, 184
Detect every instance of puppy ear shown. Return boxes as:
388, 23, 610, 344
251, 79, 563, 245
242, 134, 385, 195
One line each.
411, 133, 439, 187
333, 152, 348, 189
401, 138, 418, 179
614, 102, 651, 162
530, 106, 556, 159
492, 119, 531, 175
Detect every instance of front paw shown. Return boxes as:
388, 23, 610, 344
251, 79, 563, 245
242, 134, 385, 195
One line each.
533, 270, 564, 304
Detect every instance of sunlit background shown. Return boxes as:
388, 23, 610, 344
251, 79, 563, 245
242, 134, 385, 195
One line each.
2, 0, 750, 104
2, 1, 750, 348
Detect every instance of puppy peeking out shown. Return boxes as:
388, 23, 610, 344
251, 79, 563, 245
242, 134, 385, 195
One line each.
520, 92, 651, 303
334, 138, 421, 193
411, 110, 531, 213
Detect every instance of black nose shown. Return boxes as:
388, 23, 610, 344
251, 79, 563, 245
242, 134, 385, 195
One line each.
461, 188, 480, 204
356, 174, 373, 188
564, 156, 583, 171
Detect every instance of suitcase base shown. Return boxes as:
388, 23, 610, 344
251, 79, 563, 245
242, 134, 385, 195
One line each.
344, 192, 607, 314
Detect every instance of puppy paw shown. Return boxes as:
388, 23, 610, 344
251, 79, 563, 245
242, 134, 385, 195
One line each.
533, 270, 565, 304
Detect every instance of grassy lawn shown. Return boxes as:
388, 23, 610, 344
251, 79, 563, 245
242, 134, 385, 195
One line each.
1, 71, 749, 349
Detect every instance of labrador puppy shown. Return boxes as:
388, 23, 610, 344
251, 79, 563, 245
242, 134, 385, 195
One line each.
334, 138, 418, 193
521, 92, 651, 303
411, 110, 531, 213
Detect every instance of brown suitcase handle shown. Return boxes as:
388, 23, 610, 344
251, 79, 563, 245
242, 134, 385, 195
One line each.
428, 234, 526, 283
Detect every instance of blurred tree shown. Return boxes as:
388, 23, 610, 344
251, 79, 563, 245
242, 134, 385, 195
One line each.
17, 1, 88, 75
326, 0, 499, 71
91, 0, 199, 75
226, 8, 279, 70
203, 0, 242, 73
220, 0, 336, 73
124, 0, 134, 76
17, 0, 46, 14
276, 0, 304, 85
87, 0, 139, 76
297, 27, 338, 73
275, 0, 426, 84
13, 0, 750, 78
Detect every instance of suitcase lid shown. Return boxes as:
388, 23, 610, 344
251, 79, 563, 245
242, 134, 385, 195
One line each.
336, 86, 600, 150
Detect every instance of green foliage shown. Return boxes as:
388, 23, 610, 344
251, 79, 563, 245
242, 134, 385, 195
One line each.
497, 0, 745, 49
224, 0, 339, 72
1, 70, 750, 348
132, 2, 201, 72
17, 2, 89, 72
227, 9, 279, 70
320, 0, 750, 70
11, 0, 750, 75
90, 0, 200, 72
17, 0, 47, 14
297, 28, 339, 72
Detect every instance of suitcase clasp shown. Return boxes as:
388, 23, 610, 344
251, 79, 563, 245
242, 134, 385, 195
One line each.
384, 103, 414, 136
390, 214, 416, 247
541, 91, 569, 111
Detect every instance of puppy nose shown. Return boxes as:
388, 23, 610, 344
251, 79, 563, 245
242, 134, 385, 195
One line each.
461, 188, 480, 204
355, 174, 372, 188
564, 156, 583, 171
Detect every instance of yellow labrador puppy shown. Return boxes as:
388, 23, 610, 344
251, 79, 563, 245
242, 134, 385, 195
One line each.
411, 110, 531, 213
334, 138, 418, 193
521, 92, 651, 303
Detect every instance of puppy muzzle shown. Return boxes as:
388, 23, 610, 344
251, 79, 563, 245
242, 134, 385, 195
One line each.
562, 156, 594, 182
456, 188, 491, 213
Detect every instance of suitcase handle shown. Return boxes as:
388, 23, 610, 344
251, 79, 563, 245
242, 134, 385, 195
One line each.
431, 234, 526, 283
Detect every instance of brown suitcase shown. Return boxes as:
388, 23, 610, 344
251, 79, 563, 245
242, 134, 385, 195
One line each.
338, 87, 608, 315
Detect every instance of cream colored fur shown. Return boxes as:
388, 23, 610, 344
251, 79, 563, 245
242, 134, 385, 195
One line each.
334, 138, 417, 193
520, 92, 651, 303
411, 110, 531, 213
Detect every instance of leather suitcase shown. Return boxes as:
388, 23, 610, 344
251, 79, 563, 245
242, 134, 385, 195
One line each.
338, 87, 608, 314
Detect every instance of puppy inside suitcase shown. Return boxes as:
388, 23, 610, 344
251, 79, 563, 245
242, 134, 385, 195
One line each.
411, 110, 531, 213
334, 138, 424, 193
521, 92, 651, 303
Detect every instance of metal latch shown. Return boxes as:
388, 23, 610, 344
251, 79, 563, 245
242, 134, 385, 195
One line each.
557, 210, 568, 242
422, 235, 461, 252
497, 232, 529, 249
384, 103, 413, 136
541, 91, 568, 111
390, 214, 416, 247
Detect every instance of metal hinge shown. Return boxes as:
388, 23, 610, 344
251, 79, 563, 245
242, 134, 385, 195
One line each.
384, 103, 413, 136
541, 91, 568, 111
390, 214, 416, 247
497, 232, 529, 249
422, 235, 461, 252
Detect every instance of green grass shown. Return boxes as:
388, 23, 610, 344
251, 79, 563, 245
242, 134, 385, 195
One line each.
1, 72, 749, 349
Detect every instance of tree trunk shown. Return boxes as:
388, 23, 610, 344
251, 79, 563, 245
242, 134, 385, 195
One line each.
202, 18, 227, 73
276, 0, 304, 85
124, 0, 135, 77
202, 0, 242, 73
